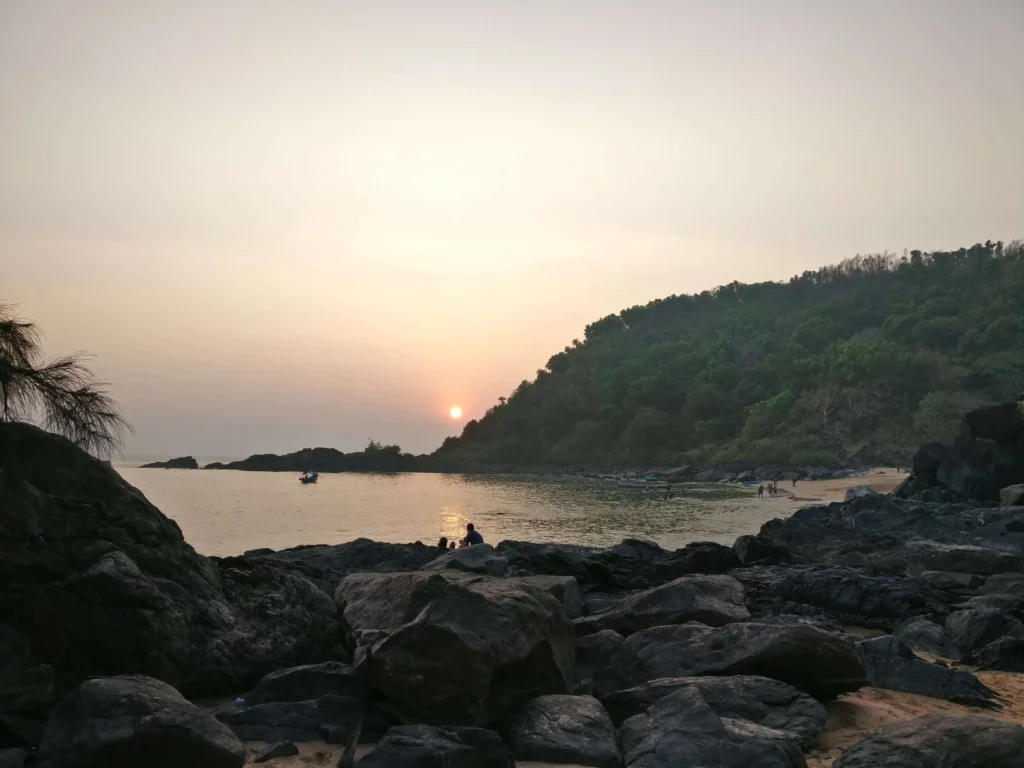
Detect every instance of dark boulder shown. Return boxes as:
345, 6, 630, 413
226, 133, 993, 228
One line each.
894, 617, 960, 658
245, 662, 364, 705
574, 631, 625, 694
140, 456, 199, 469
507, 695, 620, 768
522, 575, 583, 619
573, 575, 749, 637
594, 621, 867, 701
971, 636, 1024, 672
253, 741, 299, 763
619, 687, 804, 768
855, 635, 998, 708
980, 572, 1024, 595
732, 534, 791, 565
216, 694, 378, 743
1000, 484, 1024, 507
963, 401, 1024, 444
349, 574, 574, 725
833, 713, 1024, 768
914, 443, 950, 476
34, 675, 244, 768
0, 423, 342, 698
0, 750, 26, 768
247, 538, 440, 587
602, 675, 826, 747
732, 564, 948, 628
356, 725, 515, 768
936, 439, 1024, 503
423, 544, 509, 577
947, 607, 1008, 652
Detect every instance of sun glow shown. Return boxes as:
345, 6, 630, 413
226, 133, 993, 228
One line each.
449, 406, 463, 419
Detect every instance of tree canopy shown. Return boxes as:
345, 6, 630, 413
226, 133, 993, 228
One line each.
436, 241, 1024, 466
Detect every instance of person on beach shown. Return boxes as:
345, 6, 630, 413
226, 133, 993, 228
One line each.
792, 477, 797, 487
462, 522, 484, 546
438, 537, 448, 550
758, 484, 764, 499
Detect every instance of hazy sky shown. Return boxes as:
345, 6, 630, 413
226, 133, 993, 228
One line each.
2, 0, 1022, 457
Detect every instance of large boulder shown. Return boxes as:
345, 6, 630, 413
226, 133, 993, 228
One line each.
215, 694, 393, 743
732, 564, 948, 628
602, 675, 826, 748
245, 662, 364, 705
732, 534, 791, 565
246, 538, 441, 587
947, 607, 1008, 652
0, 749, 26, 768
593, 621, 867, 701
1000, 484, 1024, 507
0, 423, 342, 698
34, 675, 244, 768
356, 725, 515, 768
522, 575, 583, 619
833, 713, 1024, 767
894, 617, 961, 658
507, 695, 620, 768
936, 439, 1024, 503
573, 575, 749, 637
618, 687, 805, 768
423, 544, 509, 577
343, 574, 575, 725
855, 635, 998, 708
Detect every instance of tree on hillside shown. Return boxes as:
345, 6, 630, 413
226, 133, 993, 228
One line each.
0, 302, 131, 456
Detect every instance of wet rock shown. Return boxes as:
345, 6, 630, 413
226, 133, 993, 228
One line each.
356, 725, 515, 768
619, 687, 804, 768
522, 575, 583, 619
573, 575, 749, 636
894, 617, 960, 658
844, 485, 883, 501
972, 636, 1024, 672
35, 675, 244, 768
574, 630, 625, 694
917, 570, 985, 591
980, 572, 1024, 594
245, 662, 364, 705
833, 713, 1024, 767
423, 544, 509, 577
507, 695, 620, 768
936, 439, 1024, 504
593, 621, 867, 701
855, 635, 998, 708
360, 574, 575, 725
602, 675, 826, 747
253, 741, 299, 763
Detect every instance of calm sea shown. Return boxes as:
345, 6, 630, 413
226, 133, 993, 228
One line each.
115, 467, 780, 557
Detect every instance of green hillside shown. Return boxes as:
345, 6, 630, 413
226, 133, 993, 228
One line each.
437, 240, 1024, 466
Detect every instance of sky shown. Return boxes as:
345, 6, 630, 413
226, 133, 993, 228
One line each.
2, 0, 1022, 458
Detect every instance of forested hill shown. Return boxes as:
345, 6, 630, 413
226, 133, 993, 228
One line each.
436, 240, 1024, 467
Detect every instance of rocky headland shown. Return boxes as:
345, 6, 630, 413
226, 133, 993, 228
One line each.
140, 456, 200, 469
3, 402, 1024, 767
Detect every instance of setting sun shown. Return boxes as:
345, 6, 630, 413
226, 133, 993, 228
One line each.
449, 406, 463, 419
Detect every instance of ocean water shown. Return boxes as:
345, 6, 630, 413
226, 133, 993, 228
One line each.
115, 467, 781, 557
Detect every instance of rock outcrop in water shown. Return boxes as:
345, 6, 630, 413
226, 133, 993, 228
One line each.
139, 456, 199, 469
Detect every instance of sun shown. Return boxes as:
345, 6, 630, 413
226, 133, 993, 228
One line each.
449, 406, 463, 419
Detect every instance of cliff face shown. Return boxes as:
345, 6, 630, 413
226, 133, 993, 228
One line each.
0, 422, 342, 700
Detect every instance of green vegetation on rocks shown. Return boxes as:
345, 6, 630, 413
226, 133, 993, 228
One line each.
437, 240, 1024, 466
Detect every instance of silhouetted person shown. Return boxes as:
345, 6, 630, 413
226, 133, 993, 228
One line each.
463, 522, 484, 546
438, 537, 448, 550
448, 541, 456, 550
792, 478, 797, 487
757, 484, 764, 499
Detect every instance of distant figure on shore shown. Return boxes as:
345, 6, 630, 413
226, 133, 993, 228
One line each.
462, 522, 484, 546
438, 536, 448, 550
792, 477, 797, 487
758, 484, 764, 499
664, 483, 672, 500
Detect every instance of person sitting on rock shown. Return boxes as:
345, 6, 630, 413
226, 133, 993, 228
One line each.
448, 540, 456, 550
462, 522, 484, 546
438, 536, 448, 550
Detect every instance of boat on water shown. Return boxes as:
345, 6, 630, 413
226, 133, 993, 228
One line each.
299, 471, 318, 484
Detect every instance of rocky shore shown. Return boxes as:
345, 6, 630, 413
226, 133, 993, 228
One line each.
3, 402, 1024, 767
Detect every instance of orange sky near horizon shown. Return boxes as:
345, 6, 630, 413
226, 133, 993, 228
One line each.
2, 1, 1022, 456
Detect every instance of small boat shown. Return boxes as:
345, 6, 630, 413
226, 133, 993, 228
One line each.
299, 471, 318, 484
